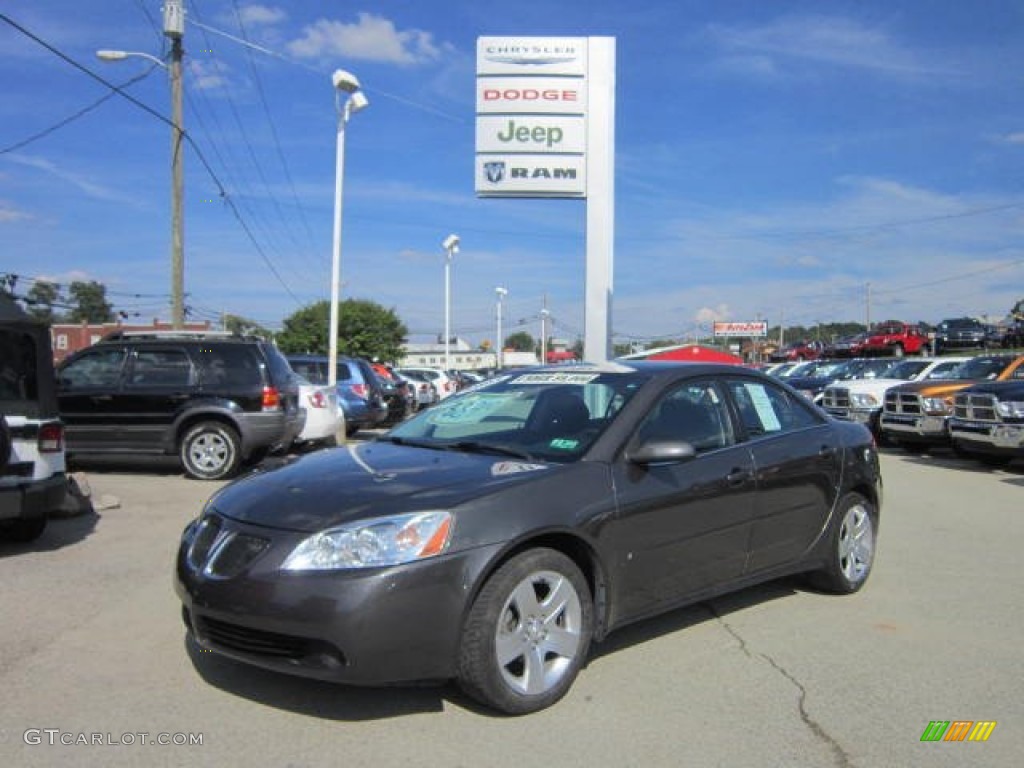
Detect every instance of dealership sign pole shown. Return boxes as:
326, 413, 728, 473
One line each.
476, 36, 616, 363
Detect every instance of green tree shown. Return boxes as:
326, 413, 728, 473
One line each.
26, 280, 62, 324
224, 313, 272, 339
505, 331, 535, 352
67, 281, 114, 324
276, 299, 407, 362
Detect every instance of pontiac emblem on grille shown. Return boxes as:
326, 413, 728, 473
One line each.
484, 161, 505, 183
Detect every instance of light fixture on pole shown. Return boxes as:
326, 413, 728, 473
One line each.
442, 234, 460, 372
327, 69, 369, 386
96, 0, 186, 328
494, 286, 508, 370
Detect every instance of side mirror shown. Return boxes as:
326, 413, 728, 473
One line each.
627, 439, 697, 466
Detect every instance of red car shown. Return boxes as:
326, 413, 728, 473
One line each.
770, 340, 824, 362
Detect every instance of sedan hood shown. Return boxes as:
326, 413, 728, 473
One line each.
210, 442, 556, 532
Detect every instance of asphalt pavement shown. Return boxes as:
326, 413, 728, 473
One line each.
0, 445, 1020, 768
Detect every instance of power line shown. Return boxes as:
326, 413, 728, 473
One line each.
0, 11, 305, 307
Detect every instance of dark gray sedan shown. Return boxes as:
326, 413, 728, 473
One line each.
175, 361, 882, 714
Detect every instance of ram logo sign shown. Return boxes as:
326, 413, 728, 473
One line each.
475, 156, 586, 197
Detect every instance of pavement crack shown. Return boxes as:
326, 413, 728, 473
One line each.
704, 602, 855, 768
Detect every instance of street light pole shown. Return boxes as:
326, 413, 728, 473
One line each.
495, 286, 507, 370
327, 71, 368, 386
442, 234, 460, 372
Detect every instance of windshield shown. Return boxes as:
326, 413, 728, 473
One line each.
950, 357, 1013, 380
834, 358, 901, 380
882, 359, 930, 379
387, 369, 650, 463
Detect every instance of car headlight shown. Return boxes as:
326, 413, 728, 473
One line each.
282, 511, 453, 571
921, 397, 952, 414
850, 393, 879, 408
996, 401, 1024, 419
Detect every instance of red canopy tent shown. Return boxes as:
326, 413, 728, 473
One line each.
627, 343, 744, 365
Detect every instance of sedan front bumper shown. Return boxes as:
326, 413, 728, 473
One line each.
174, 514, 503, 685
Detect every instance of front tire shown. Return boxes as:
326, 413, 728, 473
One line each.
458, 548, 593, 715
809, 493, 876, 594
180, 421, 241, 481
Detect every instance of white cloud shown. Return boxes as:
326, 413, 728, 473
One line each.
0, 200, 32, 223
287, 13, 442, 65
705, 15, 957, 80
695, 305, 731, 324
188, 60, 230, 91
5, 155, 135, 205
235, 4, 286, 27
999, 132, 1024, 145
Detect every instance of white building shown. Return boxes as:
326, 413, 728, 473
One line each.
400, 338, 496, 371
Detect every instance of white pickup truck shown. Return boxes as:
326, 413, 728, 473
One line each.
820, 356, 969, 436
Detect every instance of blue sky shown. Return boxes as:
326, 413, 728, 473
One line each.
2, 1, 1023, 347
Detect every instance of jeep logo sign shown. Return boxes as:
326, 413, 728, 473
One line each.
476, 116, 585, 154
476, 36, 588, 198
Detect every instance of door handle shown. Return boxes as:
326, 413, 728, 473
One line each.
726, 468, 751, 487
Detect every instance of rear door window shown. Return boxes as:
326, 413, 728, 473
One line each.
0, 328, 39, 405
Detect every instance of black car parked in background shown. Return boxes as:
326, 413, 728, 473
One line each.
934, 317, 994, 352
176, 361, 882, 714
57, 332, 303, 480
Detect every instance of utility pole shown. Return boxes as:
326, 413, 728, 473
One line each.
165, 0, 185, 328
865, 282, 871, 331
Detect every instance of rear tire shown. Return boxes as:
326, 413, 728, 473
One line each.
180, 421, 241, 481
458, 548, 593, 715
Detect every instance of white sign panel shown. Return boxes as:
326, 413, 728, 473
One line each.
476, 36, 589, 199
477, 37, 587, 76
476, 115, 586, 154
476, 77, 586, 115
476, 154, 586, 197
713, 321, 769, 337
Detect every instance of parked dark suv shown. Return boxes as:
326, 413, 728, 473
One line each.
56, 332, 303, 480
1, 295, 67, 542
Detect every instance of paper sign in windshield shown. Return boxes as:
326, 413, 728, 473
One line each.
512, 373, 598, 385
427, 394, 507, 425
744, 383, 782, 432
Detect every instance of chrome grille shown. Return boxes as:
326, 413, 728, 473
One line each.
187, 514, 269, 578
953, 393, 998, 423
884, 391, 922, 415
822, 388, 850, 409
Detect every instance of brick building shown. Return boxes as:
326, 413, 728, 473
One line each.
50, 319, 211, 364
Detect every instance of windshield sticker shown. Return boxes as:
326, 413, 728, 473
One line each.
744, 383, 782, 431
513, 373, 599, 385
490, 461, 550, 476
426, 393, 507, 425
549, 438, 580, 451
